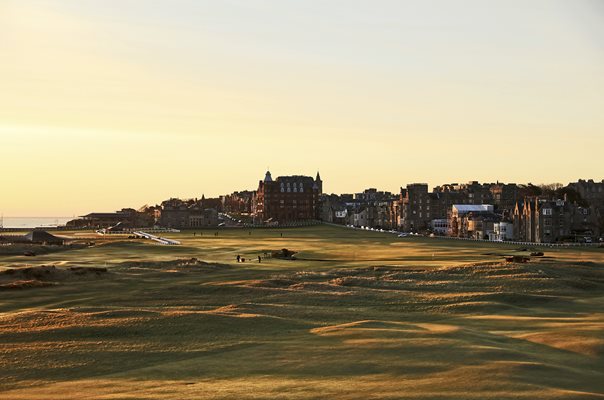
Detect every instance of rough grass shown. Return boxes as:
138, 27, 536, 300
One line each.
1, 225, 603, 399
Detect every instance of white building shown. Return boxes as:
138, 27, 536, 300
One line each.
490, 222, 514, 241
431, 219, 448, 235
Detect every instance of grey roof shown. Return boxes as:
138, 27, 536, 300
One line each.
23, 230, 64, 243
276, 175, 315, 184
452, 204, 494, 213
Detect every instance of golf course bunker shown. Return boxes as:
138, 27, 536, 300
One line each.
117, 257, 231, 272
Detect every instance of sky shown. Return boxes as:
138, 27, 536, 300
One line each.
1, 0, 603, 216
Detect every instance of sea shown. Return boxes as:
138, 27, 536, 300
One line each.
0, 217, 73, 229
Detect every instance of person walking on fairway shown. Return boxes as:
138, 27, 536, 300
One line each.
236, 255, 241, 263
258, 255, 262, 263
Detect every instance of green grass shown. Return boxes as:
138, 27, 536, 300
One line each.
3, 224, 602, 269
1, 224, 604, 399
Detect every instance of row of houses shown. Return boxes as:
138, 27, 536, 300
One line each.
69, 172, 603, 242
67, 198, 221, 230
321, 179, 604, 243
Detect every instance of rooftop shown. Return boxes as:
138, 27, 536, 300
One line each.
452, 204, 494, 213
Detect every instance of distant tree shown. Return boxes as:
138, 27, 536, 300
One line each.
542, 183, 563, 191
519, 184, 542, 198
539, 183, 564, 195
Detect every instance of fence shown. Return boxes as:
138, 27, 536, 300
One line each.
95, 228, 180, 235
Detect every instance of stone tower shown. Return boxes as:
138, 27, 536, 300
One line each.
315, 171, 323, 194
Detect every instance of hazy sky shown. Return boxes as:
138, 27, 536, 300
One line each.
1, 0, 603, 216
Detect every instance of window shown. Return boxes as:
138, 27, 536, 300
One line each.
543, 208, 552, 216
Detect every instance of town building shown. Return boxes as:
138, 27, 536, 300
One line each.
512, 197, 589, 243
513, 198, 537, 242
254, 171, 322, 224
448, 204, 496, 238
400, 183, 431, 232
0, 230, 66, 245
491, 222, 514, 241
489, 183, 520, 211
159, 198, 219, 229
431, 219, 449, 235
221, 190, 255, 215
568, 179, 604, 204
67, 208, 154, 228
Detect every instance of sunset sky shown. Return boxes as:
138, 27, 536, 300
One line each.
1, 0, 603, 216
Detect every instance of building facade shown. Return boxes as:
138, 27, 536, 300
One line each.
400, 183, 431, 232
448, 204, 496, 238
254, 171, 322, 223
159, 198, 219, 229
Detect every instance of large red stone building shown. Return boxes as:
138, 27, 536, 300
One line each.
254, 171, 322, 223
